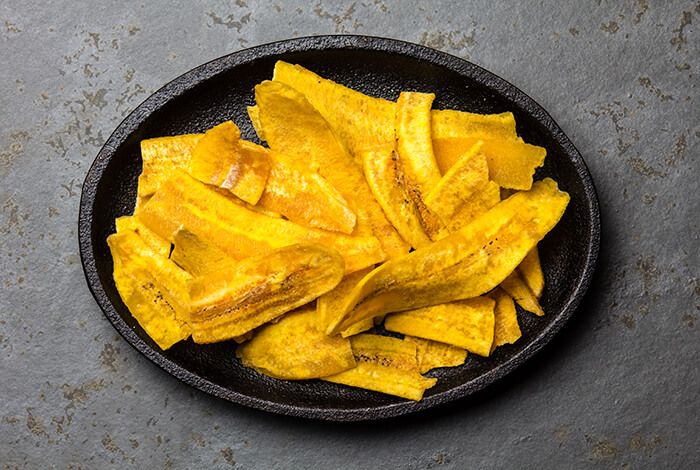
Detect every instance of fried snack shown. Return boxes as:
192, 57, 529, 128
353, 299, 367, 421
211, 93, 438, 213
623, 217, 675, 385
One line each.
115, 215, 171, 258
236, 305, 356, 380
189, 243, 345, 343
326, 178, 570, 335
259, 144, 357, 234
447, 181, 501, 232
316, 266, 375, 337
189, 121, 270, 205
403, 336, 468, 374
137, 134, 203, 200
321, 334, 437, 401
487, 287, 522, 352
170, 229, 238, 277
432, 137, 546, 190
424, 141, 488, 226
384, 297, 496, 357
500, 270, 544, 316
518, 247, 544, 298
138, 168, 385, 273
395, 92, 442, 195
361, 144, 432, 249
107, 229, 192, 349
246, 105, 266, 141
254, 79, 408, 258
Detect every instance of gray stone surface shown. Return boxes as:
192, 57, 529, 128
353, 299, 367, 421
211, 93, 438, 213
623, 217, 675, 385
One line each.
1, 0, 698, 468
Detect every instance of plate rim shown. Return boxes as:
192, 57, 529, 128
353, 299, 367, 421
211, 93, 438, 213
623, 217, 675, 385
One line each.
79, 34, 601, 421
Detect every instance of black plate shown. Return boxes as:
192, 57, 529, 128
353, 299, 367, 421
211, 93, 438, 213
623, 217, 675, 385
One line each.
79, 35, 600, 421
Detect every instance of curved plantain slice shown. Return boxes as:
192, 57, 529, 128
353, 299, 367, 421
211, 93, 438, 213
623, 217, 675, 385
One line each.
395, 92, 442, 195
430, 109, 517, 141
403, 336, 468, 374
317, 266, 375, 337
500, 270, 544, 316
487, 287, 522, 352
138, 133, 203, 199
138, 169, 385, 274
247, 105, 266, 141
321, 334, 437, 401
189, 121, 270, 205
518, 246, 544, 298
326, 178, 569, 335
361, 144, 433, 249
258, 143, 357, 234
189, 243, 345, 343
170, 229, 238, 277
424, 141, 489, 226
236, 305, 356, 380
432, 137, 546, 190
447, 180, 501, 232
255, 79, 408, 259
115, 215, 171, 258
384, 297, 496, 357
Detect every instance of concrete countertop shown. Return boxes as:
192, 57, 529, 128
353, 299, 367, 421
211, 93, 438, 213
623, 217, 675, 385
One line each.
1, 1, 697, 468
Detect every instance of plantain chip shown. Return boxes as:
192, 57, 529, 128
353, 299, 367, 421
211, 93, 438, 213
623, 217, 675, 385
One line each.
316, 266, 375, 337
321, 334, 437, 401
403, 336, 468, 374
247, 105, 266, 141
432, 137, 546, 190
258, 144, 357, 234
115, 215, 171, 258
326, 178, 569, 335
189, 243, 345, 343
138, 168, 385, 273
236, 305, 356, 380
395, 91, 442, 195
430, 108, 517, 141
108, 229, 192, 349
254, 79, 408, 259
500, 270, 544, 316
384, 297, 496, 357
518, 247, 544, 298
188, 121, 270, 205
361, 144, 433, 249
424, 141, 489, 226
170, 229, 238, 277
487, 287, 522, 352
137, 134, 203, 199
447, 180, 501, 232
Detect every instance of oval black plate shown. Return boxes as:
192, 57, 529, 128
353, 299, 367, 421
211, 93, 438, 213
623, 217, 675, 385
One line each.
79, 35, 600, 421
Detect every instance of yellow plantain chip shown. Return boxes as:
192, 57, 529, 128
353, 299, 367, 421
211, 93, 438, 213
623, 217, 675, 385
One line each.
361, 144, 433, 249
403, 336, 468, 374
431, 108, 517, 141
138, 168, 385, 274
424, 141, 489, 226
447, 180, 501, 232
321, 334, 437, 401
317, 266, 375, 337
188, 243, 345, 343
115, 215, 171, 258
272, 61, 396, 157
500, 270, 544, 316
247, 105, 266, 141
432, 137, 546, 190
518, 247, 544, 298
257, 143, 357, 234
107, 229, 192, 349
384, 297, 496, 357
189, 121, 270, 205
236, 305, 356, 380
170, 229, 238, 277
395, 92, 442, 195
487, 287, 522, 352
255, 79, 408, 259
326, 178, 569, 335
138, 134, 203, 199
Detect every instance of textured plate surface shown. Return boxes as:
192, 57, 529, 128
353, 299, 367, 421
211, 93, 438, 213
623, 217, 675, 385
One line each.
79, 35, 600, 421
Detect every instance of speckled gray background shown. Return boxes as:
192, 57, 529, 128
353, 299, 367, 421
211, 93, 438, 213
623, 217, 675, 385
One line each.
1, 1, 698, 468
